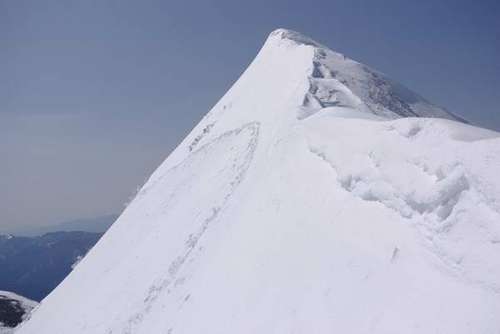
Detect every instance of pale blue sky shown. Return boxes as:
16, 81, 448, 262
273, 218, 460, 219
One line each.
2, 0, 499, 231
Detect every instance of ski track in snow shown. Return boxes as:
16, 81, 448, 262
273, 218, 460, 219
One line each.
188, 122, 215, 152
121, 122, 260, 334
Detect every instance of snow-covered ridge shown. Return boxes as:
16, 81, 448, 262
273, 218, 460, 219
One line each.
17, 29, 500, 334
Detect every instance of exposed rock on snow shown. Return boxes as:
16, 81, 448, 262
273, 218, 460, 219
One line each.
18, 29, 500, 334
0, 291, 37, 333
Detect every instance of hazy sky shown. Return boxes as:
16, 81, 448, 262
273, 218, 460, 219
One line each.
2, 0, 499, 232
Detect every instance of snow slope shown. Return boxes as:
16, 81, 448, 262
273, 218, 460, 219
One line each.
18, 29, 500, 333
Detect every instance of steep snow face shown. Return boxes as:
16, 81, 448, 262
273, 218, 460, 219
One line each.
18, 29, 500, 334
265, 29, 465, 121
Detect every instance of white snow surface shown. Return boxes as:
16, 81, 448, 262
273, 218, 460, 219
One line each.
18, 29, 500, 333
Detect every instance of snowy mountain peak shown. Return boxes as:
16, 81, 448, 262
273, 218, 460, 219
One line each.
17, 30, 500, 334
267, 28, 326, 48
263, 28, 464, 121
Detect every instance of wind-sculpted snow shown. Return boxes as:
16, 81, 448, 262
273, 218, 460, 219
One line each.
306, 114, 500, 294
309, 146, 471, 221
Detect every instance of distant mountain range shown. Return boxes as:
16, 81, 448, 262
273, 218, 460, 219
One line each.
0, 216, 113, 328
2, 214, 118, 237
0, 232, 103, 301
